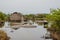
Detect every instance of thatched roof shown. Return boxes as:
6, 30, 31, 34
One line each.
11, 12, 22, 16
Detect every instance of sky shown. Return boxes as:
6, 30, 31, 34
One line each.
0, 0, 60, 14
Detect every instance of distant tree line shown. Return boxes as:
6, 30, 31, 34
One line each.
24, 14, 48, 21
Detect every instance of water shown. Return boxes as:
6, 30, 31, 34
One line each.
0, 22, 52, 40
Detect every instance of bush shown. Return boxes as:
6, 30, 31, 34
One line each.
46, 8, 60, 31
0, 30, 10, 40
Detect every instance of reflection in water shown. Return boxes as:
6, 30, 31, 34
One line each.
0, 22, 52, 40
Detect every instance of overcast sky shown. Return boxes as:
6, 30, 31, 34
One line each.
0, 0, 60, 14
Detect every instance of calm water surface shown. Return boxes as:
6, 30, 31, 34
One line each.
0, 22, 52, 40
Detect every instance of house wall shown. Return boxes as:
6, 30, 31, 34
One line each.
10, 12, 23, 22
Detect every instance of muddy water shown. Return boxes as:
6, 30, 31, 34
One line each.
0, 22, 52, 40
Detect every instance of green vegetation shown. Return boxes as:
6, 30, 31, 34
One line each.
24, 14, 35, 20
46, 8, 60, 31
0, 12, 6, 21
24, 14, 48, 21
0, 12, 11, 21
0, 11, 8, 27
